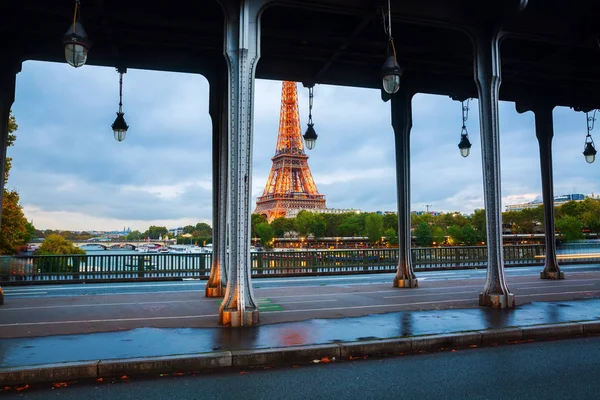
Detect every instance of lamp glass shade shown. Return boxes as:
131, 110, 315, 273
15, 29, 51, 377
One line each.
62, 22, 91, 68
303, 123, 317, 150
458, 134, 472, 158
112, 112, 129, 142
381, 55, 402, 94
114, 130, 127, 142
583, 141, 597, 164
64, 43, 88, 68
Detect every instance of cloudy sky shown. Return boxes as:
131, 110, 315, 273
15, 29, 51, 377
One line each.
8, 61, 599, 231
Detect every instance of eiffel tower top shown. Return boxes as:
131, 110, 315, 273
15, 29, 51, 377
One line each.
275, 81, 305, 157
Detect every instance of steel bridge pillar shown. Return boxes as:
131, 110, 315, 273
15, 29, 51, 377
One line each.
0, 57, 20, 306
218, 0, 266, 327
390, 88, 418, 288
206, 67, 229, 297
472, 27, 515, 308
515, 102, 563, 279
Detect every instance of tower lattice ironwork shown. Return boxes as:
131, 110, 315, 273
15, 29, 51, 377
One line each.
254, 81, 326, 222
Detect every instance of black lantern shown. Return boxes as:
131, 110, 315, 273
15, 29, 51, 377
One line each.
112, 68, 129, 142
303, 85, 317, 150
583, 135, 597, 164
458, 99, 472, 157
381, 50, 402, 95
583, 111, 597, 164
62, 0, 92, 68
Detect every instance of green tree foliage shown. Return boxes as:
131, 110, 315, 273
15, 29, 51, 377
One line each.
432, 226, 446, 245
447, 224, 463, 245
36, 234, 86, 255
182, 225, 195, 234
471, 209, 486, 239
555, 216, 584, 241
294, 211, 312, 236
414, 222, 433, 247
126, 230, 143, 240
365, 213, 384, 244
309, 213, 327, 239
0, 112, 29, 255
255, 222, 274, 248
24, 221, 36, 243
143, 226, 168, 239
461, 224, 479, 245
337, 213, 365, 237
383, 213, 398, 234
251, 214, 268, 238
271, 217, 295, 237
384, 228, 398, 246
321, 213, 345, 237
195, 222, 212, 237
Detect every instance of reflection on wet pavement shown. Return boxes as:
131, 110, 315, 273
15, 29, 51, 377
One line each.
1, 298, 600, 368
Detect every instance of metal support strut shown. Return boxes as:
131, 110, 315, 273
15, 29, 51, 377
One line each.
472, 27, 514, 308
0, 59, 20, 306
206, 68, 229, 297
219, 0, 264, 326
391, 88, 418, 288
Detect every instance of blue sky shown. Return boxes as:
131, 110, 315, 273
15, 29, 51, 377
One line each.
7, 61, 599, 231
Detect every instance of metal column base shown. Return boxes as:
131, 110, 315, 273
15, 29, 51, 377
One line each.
205, 285, 225, 297
393, 278, 419, 288
540, 270, 564, 280
0, 287, 4, 305
479, 292, 515, 308
219, 309, 259, 327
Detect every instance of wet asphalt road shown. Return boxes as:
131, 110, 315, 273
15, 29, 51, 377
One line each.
3, 336, 599, 400
3, 264, 599, 299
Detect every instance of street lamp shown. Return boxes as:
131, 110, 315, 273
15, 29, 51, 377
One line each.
112, 68, 129, 142
303, 85, 318, 150
584, 111, 597, 164
62, 0, 92, 68
380, 0, 402, 94
458, 99, 472, 157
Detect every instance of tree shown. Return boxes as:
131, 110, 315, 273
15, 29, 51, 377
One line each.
271, 217, 294, 237
294, 210, 312, 236
251, 214, 268, 238
365, 213, 384, 244
36, 234, 86, 255
126, 230, 143, 241
384, 228, 398, 246
255, 222, 274, 248
414, 222, 433, 247
461, 224, 479, 245
143, 226, 168, 239
182, 225, 195, 234
382, 213, 398, 234
432, 226, 446, 245
447, 224, 463, 245
0, 112, 29, 255
195, 222, 212, 237
308, 213, 327, 239
555, 216, 584, 241
471, 209, 486, 240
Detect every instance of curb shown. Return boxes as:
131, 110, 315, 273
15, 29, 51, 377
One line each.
2, 321, 599, 387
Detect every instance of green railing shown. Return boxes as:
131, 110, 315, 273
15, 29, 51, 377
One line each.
0, 244, 597, 285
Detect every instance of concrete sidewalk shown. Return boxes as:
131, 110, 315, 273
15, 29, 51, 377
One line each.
2, 298, 600, 387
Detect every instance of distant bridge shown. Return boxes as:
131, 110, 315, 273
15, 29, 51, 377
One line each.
73, 241, 171, 250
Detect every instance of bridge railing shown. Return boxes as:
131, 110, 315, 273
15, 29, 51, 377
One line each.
1, 244, 597, 285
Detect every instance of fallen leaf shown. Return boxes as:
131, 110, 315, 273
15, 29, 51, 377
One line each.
53, 382, 68, 388
312, 359, 320, 363
292, 365, 299, 368
240, 371, 249, 375
173, 373, 184, 376
15, 385, 30, 392
451, 350, 457, 353
469, 345, 477, 348
120, 375, 129, 380
2, 386, 11, 391
320, 357, 332, 363
96, 378, 104, 383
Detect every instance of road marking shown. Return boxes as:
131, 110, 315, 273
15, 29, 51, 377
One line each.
262, 299, 475, 314
519, 290, 600, 297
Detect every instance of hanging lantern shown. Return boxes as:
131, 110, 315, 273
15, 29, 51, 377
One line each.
62, 0, 92, 68
303, 85, 318, 150
111, 68, 129, 142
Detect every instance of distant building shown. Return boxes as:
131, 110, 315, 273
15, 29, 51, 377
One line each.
506, 193, 586, 212
284, 208, 362, 219
168, 227, 184, 237
410, 210, 443, 216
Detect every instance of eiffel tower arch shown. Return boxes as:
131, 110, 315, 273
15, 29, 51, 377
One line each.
254, 81, 326, 222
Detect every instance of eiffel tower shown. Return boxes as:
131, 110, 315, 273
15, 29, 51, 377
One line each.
254, 81, 326, 222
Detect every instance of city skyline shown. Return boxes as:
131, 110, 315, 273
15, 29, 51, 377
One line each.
8, 61, 599, 231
